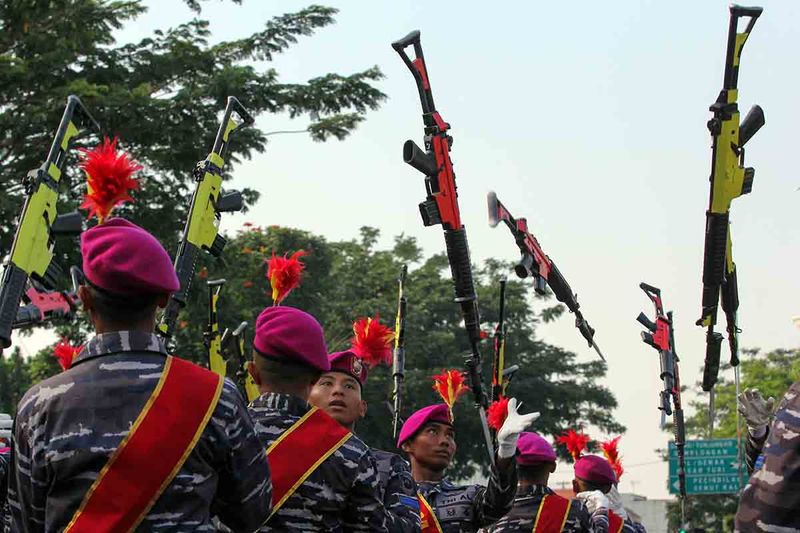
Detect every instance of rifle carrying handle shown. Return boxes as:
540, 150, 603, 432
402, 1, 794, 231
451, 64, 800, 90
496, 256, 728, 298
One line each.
391, 30, 420, 51
0, 265, 29, 348
731, 5, 763, 19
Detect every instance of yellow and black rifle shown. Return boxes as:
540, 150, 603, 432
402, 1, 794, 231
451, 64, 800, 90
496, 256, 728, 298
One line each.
491, 278, 519, 403
698, 6, 765, 402
391, 264, 408, 440
204, 279, 228, 376
158, 97, 254, 339
221, 321, 259, 402
0, 96, 99, 349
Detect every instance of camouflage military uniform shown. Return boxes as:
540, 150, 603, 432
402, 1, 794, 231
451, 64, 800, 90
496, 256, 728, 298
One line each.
371, 448, 421, 532
591, 511, 647, 533
249, 392, 388, 532
8, 331, 272, 533
1, 446, 10, 532
483, 484, 600, 532
735, 380, 800, 531
416, 460, 516, 532
744, 428, 768, 475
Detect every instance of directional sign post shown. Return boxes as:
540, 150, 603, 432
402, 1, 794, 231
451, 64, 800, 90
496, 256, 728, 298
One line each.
668, 438, 744, 495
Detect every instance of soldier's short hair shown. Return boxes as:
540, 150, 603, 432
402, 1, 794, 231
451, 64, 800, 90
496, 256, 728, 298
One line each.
86, 284, 161, 325
518, 462, 555, 483
253, 352, 322, 388
577, 477, 613, 495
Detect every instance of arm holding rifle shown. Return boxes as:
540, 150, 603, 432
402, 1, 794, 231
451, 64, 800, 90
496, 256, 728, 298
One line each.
391, 265, 408, 440
392, 30, 494, 463
158, 97, 254, 339
488, 191, 605, 361
0, 96, 99, 349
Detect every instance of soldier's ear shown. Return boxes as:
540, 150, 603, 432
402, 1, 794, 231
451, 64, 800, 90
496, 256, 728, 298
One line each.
358, 400, 367, 419
549, 462, 556, 474
248, 361, 262, 386
401, 441, 413, 454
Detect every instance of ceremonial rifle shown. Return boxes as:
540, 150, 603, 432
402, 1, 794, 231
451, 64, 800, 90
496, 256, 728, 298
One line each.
13, 266, 82, 329
391, 264, 408, 440
491, 278, 509, 402
488, 191, 605, 361
221, 321, 259, 402
0, 96, 99, 349
392, 30, 494, 464
637, 283, 686, 520
158, 97, 254, 339
697, 6, 764, 413
204, 279, 227, 376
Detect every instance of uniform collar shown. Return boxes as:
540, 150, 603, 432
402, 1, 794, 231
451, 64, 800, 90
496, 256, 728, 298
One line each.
516, 484, 553, 497
418, 478, 455, 492
251, 392, 310, 416
73, 330, 168, 366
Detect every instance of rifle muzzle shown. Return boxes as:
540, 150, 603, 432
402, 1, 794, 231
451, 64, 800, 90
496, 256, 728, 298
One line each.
403, 140, 437, 177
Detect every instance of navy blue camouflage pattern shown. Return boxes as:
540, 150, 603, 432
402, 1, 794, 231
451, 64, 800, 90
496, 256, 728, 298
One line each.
736, 380, 800, 532
370, 448, 421, 532
249, 392, 388, 532
8, 330, 272, 533
416, 460, 516, 533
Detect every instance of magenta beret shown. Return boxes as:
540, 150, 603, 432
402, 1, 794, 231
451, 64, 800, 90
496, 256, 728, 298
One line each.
516, 432, 557, 465
575, 454, 617, 485
397, 404, 451, 448
328, 350, 368, 386
81, 218, 179, 295
253, 306, 329, 372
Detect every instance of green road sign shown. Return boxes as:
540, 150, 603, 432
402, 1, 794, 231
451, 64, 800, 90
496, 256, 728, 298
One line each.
668, 438, 744, 495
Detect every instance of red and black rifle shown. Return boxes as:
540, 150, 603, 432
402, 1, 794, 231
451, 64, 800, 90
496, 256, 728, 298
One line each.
637, 282, 686, 519
488, 192, 605, 361
392, 30, 494, 463
13, 266, 82, 329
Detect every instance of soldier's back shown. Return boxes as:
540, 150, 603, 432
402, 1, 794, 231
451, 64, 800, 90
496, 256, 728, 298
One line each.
250, 392, 387, 532
9, 332, 271, 532
486, 485, 591, 533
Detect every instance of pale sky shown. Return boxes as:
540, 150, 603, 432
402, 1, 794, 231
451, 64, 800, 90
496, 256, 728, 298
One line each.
13, 0, 800, 501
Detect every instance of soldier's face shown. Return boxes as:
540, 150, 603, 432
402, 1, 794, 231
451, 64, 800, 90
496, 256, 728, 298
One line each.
309, 372, 367, 428
404, 422, 456, 470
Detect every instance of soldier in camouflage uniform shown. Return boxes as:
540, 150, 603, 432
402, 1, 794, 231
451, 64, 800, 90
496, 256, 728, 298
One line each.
735, 381, 800, 531
1, 413, 11, 531
309, 349, 421, 532
571, 456, 646, 533
8, 219, 272, 532
398, 398, 538, 532
247, 307, 389, 531
485, 432, 603, 532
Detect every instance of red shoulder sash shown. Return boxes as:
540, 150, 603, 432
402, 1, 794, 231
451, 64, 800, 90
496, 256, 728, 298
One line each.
609, 510, 625, 533
532, 493, 571, 532
418, 492, 444, 533
266, 406, 352, 517
65, 356, 223, 532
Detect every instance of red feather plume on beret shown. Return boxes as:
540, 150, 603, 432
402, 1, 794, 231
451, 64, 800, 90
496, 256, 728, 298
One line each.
53, 339, 83, 371
556, 429, 591, 462
351, 315, 394, 368
79, 137, 142, 223
487, 395, 510, 431
266, 250, 308, 305
432, 369, 469, 421
601, 436, 624, 480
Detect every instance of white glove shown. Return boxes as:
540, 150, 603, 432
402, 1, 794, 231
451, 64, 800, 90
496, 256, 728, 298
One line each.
606, 485, 628, 520
576, 490, 610, 514
496, 397, 540, 459
0, 413, 12, 441
737, 388, 775, 436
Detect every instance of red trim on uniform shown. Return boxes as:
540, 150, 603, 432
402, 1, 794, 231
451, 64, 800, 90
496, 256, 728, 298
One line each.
65, 357, 223, 532
609, 510, 625, 533
418, 492, 443, 533
533, 494, 571, 532
266, 407, 352, 516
